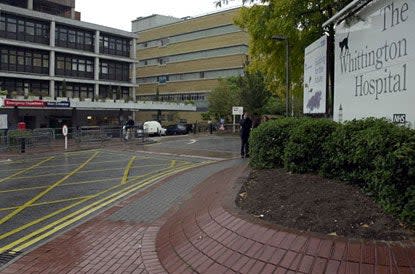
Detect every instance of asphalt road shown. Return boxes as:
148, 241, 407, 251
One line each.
0, 135, 240, 260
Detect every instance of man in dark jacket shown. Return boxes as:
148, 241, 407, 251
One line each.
239, 112, 252, 158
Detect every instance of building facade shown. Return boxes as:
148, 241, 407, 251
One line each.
134, 8, 248, 124
0, 0, 138, 129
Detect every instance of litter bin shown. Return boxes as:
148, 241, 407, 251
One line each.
18, 122, 26, 130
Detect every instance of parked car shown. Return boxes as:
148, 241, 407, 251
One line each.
165, 124, 188, 135
143, 121, 166, 136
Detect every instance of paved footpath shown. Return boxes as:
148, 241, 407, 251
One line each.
0, 158, 414, 274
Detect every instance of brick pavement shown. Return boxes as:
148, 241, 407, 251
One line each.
1, 159, 414, 274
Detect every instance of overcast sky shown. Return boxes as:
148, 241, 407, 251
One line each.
76, 0, 244, 31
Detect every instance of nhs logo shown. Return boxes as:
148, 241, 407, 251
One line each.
393, 114, 406, 124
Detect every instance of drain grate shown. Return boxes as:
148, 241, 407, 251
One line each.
0, 251, 22, 267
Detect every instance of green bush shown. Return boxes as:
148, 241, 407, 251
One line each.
401, 186, 415, 224
249, 117, 303, 169
321, 118, 405, 183
284, 118, 338, 173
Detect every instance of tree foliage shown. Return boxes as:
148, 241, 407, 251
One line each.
234, 0, 353, 114
207, 77, 240, 122
237, 70, 271, 115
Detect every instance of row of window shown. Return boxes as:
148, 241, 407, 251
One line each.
139, 45, 248, 67
0, 13, 50, 44
55, 26, 94, 52
137, 68, 244, 84
138, 25, 240, 49
0, 77, 49, 97
99, 35, 130, 57
100, 61, 130, 82
53, 83, 131, 99
99, 85, 130, 100
0, 77, 132, 99
0, 46, 49, 74
55, 82, 95, 99
0, 45, 132, 81
0, 13, 132, 58
137, 92, 207, 102
56, 55, 94, 79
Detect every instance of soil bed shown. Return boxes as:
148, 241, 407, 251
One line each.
236, 169, 414, 241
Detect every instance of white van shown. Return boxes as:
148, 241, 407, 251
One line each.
143, 121, 166, 136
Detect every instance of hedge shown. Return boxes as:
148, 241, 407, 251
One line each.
248, 117, 415, 225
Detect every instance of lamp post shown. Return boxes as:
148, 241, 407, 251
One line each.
272, 35, 291, 116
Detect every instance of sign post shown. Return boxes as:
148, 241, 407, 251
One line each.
62, 125, 68, 150
232, 106, 244, 133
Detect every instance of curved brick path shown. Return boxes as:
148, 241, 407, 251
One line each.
1, 160, 414, 273
156, 164, 415, 274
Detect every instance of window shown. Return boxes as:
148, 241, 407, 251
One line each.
6, 18, 16, 33
99, 60, 129, 82
0, 14, 49, 44
33, 53, 42, 67
86, 60, 93, 73
0, 46, 49, 74
100, 34, 130, 57
26, 22, 34, 36
78, 59, 85, 72
55, 54, 94, 79
68, 30, 76, 43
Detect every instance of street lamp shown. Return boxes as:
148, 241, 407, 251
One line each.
272, 35, 292, 116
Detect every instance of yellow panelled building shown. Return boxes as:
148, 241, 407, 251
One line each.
133, 8, 248, 124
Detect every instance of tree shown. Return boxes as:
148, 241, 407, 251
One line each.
208, 77, 240, 122
237, 70, 271, 115
234, 0, 353, 115
214, 0, 256, 8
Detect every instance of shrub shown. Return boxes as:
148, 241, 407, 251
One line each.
249, 117, 303, 169
321, 118, 406, 184
284, 118, 338, 173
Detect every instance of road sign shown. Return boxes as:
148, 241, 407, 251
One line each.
62, 125, 68, 150
62, 125, 68, 136
232, 106, 243, 115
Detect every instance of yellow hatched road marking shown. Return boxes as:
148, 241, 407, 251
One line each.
0, 196, 94, 212
121, 156, 136, 184
0, 162, 192, 242
0, 198, 90, 242
10, 162, 172, 180
0, 151, 100, 226
0, 158, 135, 173
0, 177, 120, 194
0, 161, 209, 253
0, 157, 54, 184
0, 162, 185, 195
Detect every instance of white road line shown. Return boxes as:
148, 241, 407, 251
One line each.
186, 139, 197, 145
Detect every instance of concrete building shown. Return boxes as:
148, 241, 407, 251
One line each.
0, 0, 139, 129
0, 0, 196, 130
134, 8, 249, 124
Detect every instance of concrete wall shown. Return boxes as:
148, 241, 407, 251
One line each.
132, 14, 182, 33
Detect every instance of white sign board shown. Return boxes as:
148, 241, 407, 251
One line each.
304, 35, 327, 114
232, 106, 244, 115
334, 0, 414, 127
0, 114, 7, 130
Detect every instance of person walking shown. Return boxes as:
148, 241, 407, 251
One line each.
239, 112, 252, 158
